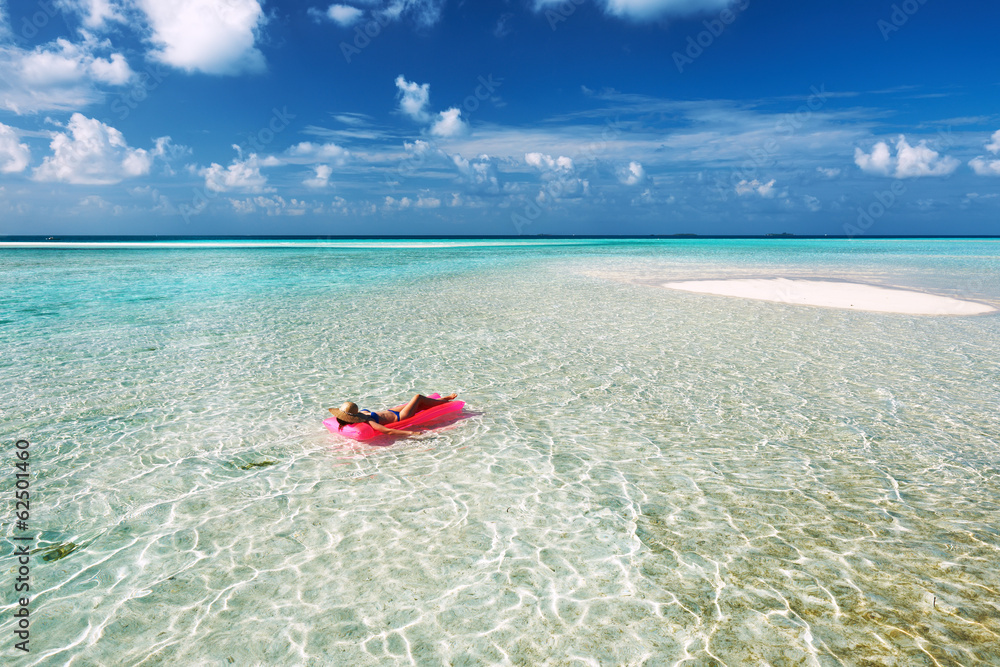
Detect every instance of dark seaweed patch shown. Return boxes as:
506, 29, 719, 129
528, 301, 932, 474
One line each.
35, 542, 80, 562
236, 460, 276, 470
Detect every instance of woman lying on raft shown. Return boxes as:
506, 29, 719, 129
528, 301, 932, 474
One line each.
329, 393, 458, 436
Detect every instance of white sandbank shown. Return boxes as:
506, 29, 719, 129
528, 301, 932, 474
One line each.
661, 278, 996, 315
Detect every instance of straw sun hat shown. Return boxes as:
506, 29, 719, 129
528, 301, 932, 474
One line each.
328, 402, 372, 423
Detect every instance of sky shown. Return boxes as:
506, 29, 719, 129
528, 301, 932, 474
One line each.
0, 0, 998, 236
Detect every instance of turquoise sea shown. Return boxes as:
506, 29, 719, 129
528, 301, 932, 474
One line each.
2, 238, 999, 665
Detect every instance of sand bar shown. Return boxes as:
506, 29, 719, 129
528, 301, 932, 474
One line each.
662, 278, 996, 315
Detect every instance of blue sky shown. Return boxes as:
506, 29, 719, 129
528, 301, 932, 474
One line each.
0, 0, 998, 236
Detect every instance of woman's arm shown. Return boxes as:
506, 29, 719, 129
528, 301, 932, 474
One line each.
370, 421, 417, 437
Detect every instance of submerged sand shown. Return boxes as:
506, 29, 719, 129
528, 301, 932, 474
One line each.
661, 278, 996, 315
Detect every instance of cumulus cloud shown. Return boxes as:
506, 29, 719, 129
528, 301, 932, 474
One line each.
969, 129, 1000, 176
617, 161, 646, 185
303, 164, 333, 188
0, 122, 30, 173
32, 113, 151, 184
384, 195, 412, 209
396, 76, 473, 138
150, 136, 191, 163
395, 75, 431, 122
735, 178, 776, 197
969, 158, 1000, 177
137, 0, 266, 75
199, 148, 271, 193
325, 4, 364, 25
986, 130, 1000, 154
816, 167, 841, 178
430, 108, 468, 138
526, 152, 574, 172
854, 136, 960, 178
286, 141, 350, 164
0, 38, 134, 113
854, 141, 892, 176
525, 152, 588, 199
452, 154, 501, 194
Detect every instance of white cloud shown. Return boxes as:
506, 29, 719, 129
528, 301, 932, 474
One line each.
816, 167, 841, 178
603, 0, 733, 19
452, 154, 501, 194
150, 136, 190, 161
0, 0, 13, 40
287, 141, 350, 165
395, 75, 431, 122
404, 139, 435, 156
735, 178, 776, 197
199, 148, 271, 192
378, 0, 445, 27
326, 4, 364, 26
303, 164, 333, 188
617, 160, 645, 185
536, 0, 734, 20
986, 130, 1000, 155
524, 152, 588, 200
430, 107, 468, 138
58, 0, 126, 29
137, 0, 266, 75
32, 113, 151, 184
148, 136, 190, 176
415, 195, 440, 207
312, 0, 444, 27
969, 129, 1000, 176
0, 122, 30, 173
395, 76, 474, 137
230, 195, 309, 215
526, 152, 574, 172
855, 136, 959, 178
0, 38, 134, 113
894, 137, 959, 178
130, 185, 176, 214
854, 141, 892, 176
88, 53, 132, 84
333, 113, 372, 126
384, 195, 412, 209
969, 157, 1000, 176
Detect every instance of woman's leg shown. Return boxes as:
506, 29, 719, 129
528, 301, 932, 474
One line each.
395, 393, 457, 420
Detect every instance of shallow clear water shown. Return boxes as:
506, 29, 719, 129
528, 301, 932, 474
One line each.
2, 239, 999, 665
